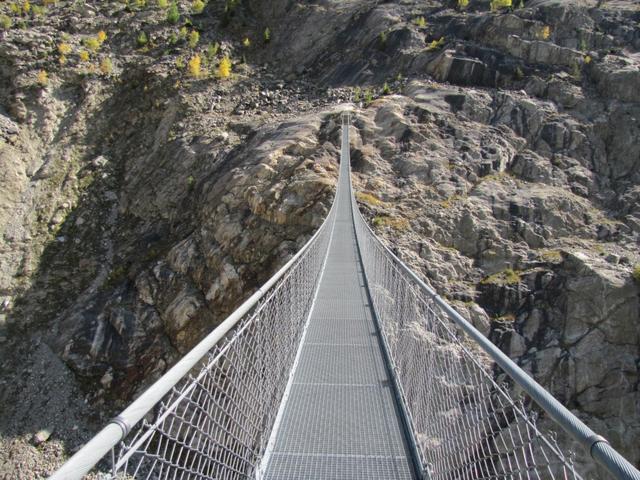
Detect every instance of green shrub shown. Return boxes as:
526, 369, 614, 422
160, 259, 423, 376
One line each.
166, 2, 179, 23
382, 82, 391, 95
458, 0, 469, 9
137, 31, 148, 47
157, 0, 169, 7
633, 265, 640, 283
427, 37, 445, 51
263, 26, 270, 43
353, 86, 361, 102
0, 15, 12, 30
192, 0, 205, 14
188, 29, 199, 48
206, 42, 219, 59
364, 88, 374, 105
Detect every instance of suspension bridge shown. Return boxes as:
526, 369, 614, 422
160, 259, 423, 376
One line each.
52, 111, 639, 480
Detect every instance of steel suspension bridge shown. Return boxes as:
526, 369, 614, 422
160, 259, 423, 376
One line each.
52, 111, 639, 480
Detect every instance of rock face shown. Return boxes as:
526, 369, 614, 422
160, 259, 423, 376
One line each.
0, 0, 638, 476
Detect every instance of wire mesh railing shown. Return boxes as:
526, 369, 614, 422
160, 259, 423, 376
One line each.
50, 161, 338, 480
349, 167, 640, 479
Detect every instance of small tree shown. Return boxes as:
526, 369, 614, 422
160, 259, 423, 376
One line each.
263, 27, 271, 43
188, 54, 201, 78
188, 30, 199, 48
217, 55, 231, 78
37, 69, 48, 86
100, 57, 113, 75
166, 2, 179, 23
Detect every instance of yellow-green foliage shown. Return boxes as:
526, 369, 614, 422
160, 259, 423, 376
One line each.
584, 55, 592, 64
490, 0, 512, 11
414, 16, 426, 27
192, 0, 205, 13
363, 88, 373, 105
372, 216, 409, 231
264, 27, 271, 43
166, 2, 179, 23
458, 0, 469, 8
136, 0, 146, 7
633, 265, 640, 283
218, 55, 231, 78
59, 54, 67, 64
84, 37, 101, 52
9, 3, 21, 15
100, 57, 113, 75
382, 82, 391, 95
427, 37, 445, 51
23, 0, 31, 15
188, 54, 201, 77
58, 42, 72, 55
37, 69, 48, 86
356, 192, 386, 207
157, 0, 169, 7
538, 25, 551, 40
43, 0, 56, 5
97, 30, 107, 44
353, 86, 361, 102
31, 4, 45, 16
137, 31, 148, 47
1, 15, 13, 30
79, 50, 90, 61
206, 42, 219, 59
481, 268, 521, 286
242, 37, 251, 47
188, 30, 199, 48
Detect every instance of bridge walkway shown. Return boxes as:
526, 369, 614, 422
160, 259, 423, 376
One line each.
261, 126, 416, 480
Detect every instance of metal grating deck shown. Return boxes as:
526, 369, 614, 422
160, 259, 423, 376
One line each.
261, 125, 416, 480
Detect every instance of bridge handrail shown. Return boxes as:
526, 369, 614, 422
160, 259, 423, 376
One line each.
348, 153, 640, 480
50, 173, 339, 480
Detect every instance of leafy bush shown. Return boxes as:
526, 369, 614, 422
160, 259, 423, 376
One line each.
166, 2, 179, 23
78, 50, 90, 61
263, 27, 271, 43
192, 0, 205, 14
1, 15, 13, 30
9, 3, 21, 15
32, 5, 46, 16
242, 37, 250, 47
137, 31, 148, 47
458, 0, 469, 8
490, 0, 512, 11
157, 0, 169, 7
382, 82, 391, 95
136, 0, 146, 7
43, 0, 57, 5
188, 54, 201, 77
23, 0, 31, 15
188, 29, 199, 48
37, 69, 48, 86
413, 16, 426, 27
58, 42, 72, 55
59, 54, 67, 65
97, 30, 107, 44
100, 57, 113, 75
217, 55, 231, 78
364, 88, 373, 105
206, 42, 219, 59
84, 37, 101, 52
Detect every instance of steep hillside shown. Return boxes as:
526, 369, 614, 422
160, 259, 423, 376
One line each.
0, 0, 638, 477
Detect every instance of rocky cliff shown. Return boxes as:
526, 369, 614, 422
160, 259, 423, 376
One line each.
0, 0, 638, 477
